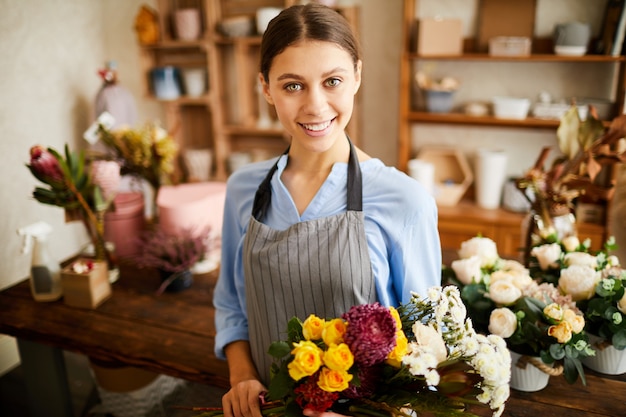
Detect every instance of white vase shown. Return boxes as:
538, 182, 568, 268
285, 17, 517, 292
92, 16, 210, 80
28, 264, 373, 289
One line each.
583, 334, 626, 375
509, 351, 550, 392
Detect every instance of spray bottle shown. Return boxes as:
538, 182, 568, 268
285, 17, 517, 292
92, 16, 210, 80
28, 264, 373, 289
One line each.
17, 221, 63, 302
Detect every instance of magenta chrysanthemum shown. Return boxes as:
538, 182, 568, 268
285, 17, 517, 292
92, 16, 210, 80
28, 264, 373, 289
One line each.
342, 303, 397, 366
343, 364, 383, 399
294, 372, 339, 412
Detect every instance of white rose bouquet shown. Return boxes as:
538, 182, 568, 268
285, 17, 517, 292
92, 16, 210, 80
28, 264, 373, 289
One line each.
529, 235, 626, 350
444, 236, 595, 385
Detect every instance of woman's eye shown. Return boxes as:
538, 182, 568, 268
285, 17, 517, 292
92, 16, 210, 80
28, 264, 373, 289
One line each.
326, 78, 341, 87
285, 83, 301, 92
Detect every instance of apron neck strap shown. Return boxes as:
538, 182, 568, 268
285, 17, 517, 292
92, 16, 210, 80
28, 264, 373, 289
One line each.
252, 136, 362, 221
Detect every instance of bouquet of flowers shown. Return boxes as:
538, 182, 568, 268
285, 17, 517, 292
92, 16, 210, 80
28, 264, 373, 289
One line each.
444, 236, 595, 385
94, 121, 178, 217
528, 235, 626, 350
257, 286, 510, 417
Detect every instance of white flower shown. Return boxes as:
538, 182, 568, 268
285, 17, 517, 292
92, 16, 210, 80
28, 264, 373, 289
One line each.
531, 243, 561, 270
562, 235, 580, 252
488, 308, 517, 338
424, 369, 440, 386
488, 280, 522, 305
458, 237, 499, 267
607, 255, 621, 267
490, 269, 533, 291
559, 265, 601, 301
451, 256, 482, 285
499, 259, 528, 274
411, 322, 447, 364
564, 252, 598, 269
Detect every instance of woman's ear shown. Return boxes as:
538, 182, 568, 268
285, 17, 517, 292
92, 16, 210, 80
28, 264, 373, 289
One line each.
258, 73, 274, 105
354, 60, 362, 94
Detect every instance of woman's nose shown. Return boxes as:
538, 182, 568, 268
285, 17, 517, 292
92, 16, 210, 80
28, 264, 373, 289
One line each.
303, 87, 327, 116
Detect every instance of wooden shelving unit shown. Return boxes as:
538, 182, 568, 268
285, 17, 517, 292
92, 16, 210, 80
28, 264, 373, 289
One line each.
138, 0, 361, 181
399, 0, 625, 254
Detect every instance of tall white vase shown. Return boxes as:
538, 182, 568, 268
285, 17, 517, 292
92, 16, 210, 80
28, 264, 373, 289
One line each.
474, 149, 508, 209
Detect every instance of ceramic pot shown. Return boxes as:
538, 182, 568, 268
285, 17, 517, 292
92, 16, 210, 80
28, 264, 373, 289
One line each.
174, 8, 202, 40
157, 269, 193, 294
509, 351, 551, 392
583, 334, 626, 375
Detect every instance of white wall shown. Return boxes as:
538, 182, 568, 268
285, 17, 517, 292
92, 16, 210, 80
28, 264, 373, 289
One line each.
0, 0, 162, 375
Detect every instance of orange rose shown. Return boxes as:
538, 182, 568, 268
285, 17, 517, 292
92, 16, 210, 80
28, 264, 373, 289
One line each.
322, 318, 347, 346
386, 331, 408, 368
317, 367, 353, 392
323, 343, 354, 371
288, 341, 323, 381
302, 314, 325, 341
548, 321, 573, 344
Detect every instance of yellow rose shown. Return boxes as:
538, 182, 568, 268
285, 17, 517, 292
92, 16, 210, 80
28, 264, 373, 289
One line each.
302, 315, 325, 341
543, 303, 564, 322
323, 343, 354, 371
389, 306, 402, 330
548, 321, 573, 344
288, 341, 323, 381
386, 331, 408, 368
317, 367, 353, 392
563, 308, 585, 334
322, 318, 347, 346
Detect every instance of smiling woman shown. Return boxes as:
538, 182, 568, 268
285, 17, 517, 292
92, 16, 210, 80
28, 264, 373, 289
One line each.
212, 3, 442, 417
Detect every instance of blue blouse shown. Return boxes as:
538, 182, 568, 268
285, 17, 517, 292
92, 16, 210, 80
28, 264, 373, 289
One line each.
213, 155, 441, 359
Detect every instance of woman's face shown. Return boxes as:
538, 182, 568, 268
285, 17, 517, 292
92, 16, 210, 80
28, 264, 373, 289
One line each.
260, 40, 362, 154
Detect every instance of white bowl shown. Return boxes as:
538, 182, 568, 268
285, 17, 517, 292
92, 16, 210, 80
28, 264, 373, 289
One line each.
554, 45, 587, 56
492, 96, 531, 119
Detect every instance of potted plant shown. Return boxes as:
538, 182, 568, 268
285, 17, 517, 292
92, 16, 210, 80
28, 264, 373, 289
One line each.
444, 236, 595, 391
135, 226, 213, 294
528, 235, 626, 374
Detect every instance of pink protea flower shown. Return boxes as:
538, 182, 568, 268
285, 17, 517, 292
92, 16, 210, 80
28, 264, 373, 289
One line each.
90, 160, 121, 202
293, 372, 339, 412
28, 145, 64, 184
342, 303, 397, 367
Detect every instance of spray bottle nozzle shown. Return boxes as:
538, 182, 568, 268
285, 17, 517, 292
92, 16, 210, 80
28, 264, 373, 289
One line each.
17, 221, 53, 255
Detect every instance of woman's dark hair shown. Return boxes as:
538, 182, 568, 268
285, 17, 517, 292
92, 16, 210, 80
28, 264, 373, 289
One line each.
259, 3, 361, 82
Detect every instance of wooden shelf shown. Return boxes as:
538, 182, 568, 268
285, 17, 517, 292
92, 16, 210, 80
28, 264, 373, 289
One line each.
399, 0, 619, 256
407, 52, 625, 63
437, 200, 606, 258
140, 0, 361, 181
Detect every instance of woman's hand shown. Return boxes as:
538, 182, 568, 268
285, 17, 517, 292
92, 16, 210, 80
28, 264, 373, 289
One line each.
221, 379, 267, 417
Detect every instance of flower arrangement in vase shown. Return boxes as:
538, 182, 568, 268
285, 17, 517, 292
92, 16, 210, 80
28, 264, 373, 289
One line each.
26, 145, 120, 269
135, 226, 215, 294
516, 106, 626, 260
528, 235, 626, 374
94, 121, 178, 218
444, 236, 595, 390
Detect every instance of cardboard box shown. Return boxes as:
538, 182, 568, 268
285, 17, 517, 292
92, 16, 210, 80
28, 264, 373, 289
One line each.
417, 18, 463, 56
477, 0, 536, 52
61, 259, 111, 309
416, 147, 473, 207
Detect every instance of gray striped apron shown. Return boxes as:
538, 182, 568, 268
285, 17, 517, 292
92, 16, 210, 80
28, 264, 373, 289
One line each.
242, 139, 376, 385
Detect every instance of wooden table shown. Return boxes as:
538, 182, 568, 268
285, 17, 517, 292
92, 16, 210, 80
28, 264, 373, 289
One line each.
0, 263, 229, 417
1, 263, 625, 417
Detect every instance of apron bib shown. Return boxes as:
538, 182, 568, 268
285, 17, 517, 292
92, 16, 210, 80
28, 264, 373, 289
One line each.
242, 139, 376, 384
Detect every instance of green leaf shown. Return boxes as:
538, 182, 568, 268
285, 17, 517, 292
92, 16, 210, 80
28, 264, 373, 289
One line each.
267, 364, 294, 400
286, 317, 303, 343
268, 341, 291, 359
612, 329, 626, 350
